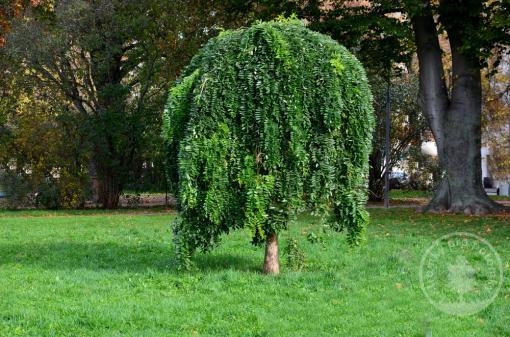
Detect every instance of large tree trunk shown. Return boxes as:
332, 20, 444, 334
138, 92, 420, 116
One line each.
411, 1, 502, 214
98, 167, 121, 209
263, 232, 280, 275
425, 57, 500, 214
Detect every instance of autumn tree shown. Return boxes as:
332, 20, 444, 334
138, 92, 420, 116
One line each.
5, 0, 240, 208
164, 20, 374, 274
483, 55, 510, 181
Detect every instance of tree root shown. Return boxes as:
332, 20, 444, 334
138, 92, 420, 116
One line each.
419, 179, 508, 215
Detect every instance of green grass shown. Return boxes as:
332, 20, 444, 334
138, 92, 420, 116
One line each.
492, 195, 510, 201
389, 189, 510, 203
0, 206, 173, 218
1, 209, 509, 337
390, 189, 433, 199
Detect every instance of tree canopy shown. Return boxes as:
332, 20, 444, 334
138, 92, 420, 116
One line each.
2, 0, 243, 208
163, 19, 374, 272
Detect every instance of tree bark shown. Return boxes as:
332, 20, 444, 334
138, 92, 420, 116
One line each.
97, 167, 121, 209
369, 150, 385, 202
263, 232, 280, 275
88, 158, 100, 204
411, 1, 502, 214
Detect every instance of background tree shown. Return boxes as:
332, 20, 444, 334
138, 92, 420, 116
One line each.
483, 54, 510, 181
408, 0, 509, 213
164, 20, 374, 274
368, 74, 426, 201
4, 0, 242, 208
0, 47, 90, 209
288, 0, 509, 213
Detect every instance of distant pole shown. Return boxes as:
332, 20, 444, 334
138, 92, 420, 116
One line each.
384, 78, 391, 209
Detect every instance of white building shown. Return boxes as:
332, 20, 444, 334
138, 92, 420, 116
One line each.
481, 146, 510, 196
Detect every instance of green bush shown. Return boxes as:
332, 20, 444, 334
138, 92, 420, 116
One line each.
163, 19, 374, 268
36, 178, 61, 210
35, 174, 89, 210
0, 170, 34, 209
285, 238, 307, 271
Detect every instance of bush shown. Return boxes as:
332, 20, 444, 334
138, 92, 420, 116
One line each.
163, 19, 374, 270
35, 174, 89, 210
0, 170, 34, 209
36, 178, 61, 209
285, 238, 306, 271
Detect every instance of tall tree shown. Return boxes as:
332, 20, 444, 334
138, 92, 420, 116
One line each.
5, 0, 234, 208
165, 20, 374, 273
408, 0, 508, 213
296, 0, 509, 213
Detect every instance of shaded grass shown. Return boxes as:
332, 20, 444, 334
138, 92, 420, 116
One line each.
0, 209, 509, 336
0, 206, 175, 218
390, 189, 510, 202
390, 189, 433, 199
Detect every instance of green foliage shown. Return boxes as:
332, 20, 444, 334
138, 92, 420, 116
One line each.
284, 237, 306, 271
303, 0, 416, 77
164, 20, 374, 266
35, 179, 61, 210
0, 170, 33, 209
306, 231, 324, 245
367, 74, 426, 201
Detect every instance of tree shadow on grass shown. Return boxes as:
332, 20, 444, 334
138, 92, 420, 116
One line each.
0, 242, 260, 273
194, 252, 260, 273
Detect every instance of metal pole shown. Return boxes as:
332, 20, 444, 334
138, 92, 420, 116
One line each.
384, 79, 391, 209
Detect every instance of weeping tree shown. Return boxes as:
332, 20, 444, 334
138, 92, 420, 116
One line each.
163, 20, 374, 274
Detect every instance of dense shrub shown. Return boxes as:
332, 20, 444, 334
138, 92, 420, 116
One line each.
163, 19, 374, 269
367, 75, 425, 201
35, 174, 89, 210
0, 170, 34, 209
35, 178, 61, 209
0, 170, 89, 210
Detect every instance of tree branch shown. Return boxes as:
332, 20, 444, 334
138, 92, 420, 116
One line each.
409, 0, 449, 156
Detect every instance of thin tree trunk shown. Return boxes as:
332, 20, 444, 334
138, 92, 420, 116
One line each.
411, 1, 502, 214
263, 232, 279, 275
368, 151, 384, 202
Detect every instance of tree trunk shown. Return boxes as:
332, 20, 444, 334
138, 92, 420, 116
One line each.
424, 61, 501, 214
88, 159, 100, 204
98, 169, 121, 209
411, 1, 503, 214
263, 232, 280, 275
368, 151, 384, 202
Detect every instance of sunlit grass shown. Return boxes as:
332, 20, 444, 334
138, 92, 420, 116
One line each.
0, 209, 509, 336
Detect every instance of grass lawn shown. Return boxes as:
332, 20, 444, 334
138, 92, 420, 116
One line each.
387, 190, 510, 208
0, 209, 509, 337
389, 189, 434, 199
